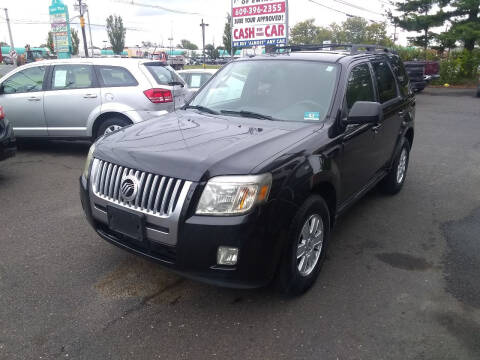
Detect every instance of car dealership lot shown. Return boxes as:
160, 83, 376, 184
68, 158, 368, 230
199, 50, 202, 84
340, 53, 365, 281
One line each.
0, 89, 479, 359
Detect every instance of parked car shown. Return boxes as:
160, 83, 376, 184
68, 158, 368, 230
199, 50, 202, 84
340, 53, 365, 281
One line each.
0, 106, 16, 161
0, 58, 188, 140
177, 68, 217, 99
80, 45, 415, 295
477, 65, 480, 98
2, 54, 13, 65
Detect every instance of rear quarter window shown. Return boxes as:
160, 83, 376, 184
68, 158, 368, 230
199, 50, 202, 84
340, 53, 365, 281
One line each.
144, 64, 184, 86
96, 66, 138, 87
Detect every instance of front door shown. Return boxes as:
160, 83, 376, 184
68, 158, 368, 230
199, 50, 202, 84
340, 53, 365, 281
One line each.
0, 65, 48, 136
44, 64, 101, 137
339, 62, 379, 202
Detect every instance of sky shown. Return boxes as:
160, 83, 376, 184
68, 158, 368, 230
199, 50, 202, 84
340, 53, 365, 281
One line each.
0, 0, 411, 50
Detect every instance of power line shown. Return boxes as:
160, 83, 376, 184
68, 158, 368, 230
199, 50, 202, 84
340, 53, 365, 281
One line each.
111, 0, 201, 15
308, 0, 355, 17
331, 0, 383, 16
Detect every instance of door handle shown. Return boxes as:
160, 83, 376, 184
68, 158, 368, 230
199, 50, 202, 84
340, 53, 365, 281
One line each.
27, 96, 41, 101
84, 94, 98, 98
372, 123, 383, 133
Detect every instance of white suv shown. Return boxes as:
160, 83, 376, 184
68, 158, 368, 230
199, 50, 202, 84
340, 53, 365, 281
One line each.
0, 58, 188, 139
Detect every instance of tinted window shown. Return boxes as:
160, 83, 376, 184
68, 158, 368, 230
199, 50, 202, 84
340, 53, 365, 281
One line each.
188, 73, 213, 88
52, 65, 93, 90
191, 60, 338, 123
345, 63, 375, 110
2, 66, 46, 94
389, 56, 409, 96
97, 66, 138, 87
372, 61, 398, 103
145, 64, 184, 86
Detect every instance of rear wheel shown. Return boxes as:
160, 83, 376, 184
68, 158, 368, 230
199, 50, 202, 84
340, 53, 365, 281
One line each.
95, 117, 131, 140
380, 138, 411, 195
277, 195, 330, 296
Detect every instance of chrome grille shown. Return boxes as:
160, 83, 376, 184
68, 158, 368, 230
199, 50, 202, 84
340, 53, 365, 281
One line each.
91, 158, 190, 217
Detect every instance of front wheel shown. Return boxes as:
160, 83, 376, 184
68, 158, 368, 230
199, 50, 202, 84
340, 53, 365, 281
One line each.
380, 138, 411, 195
277, 195, 331, 296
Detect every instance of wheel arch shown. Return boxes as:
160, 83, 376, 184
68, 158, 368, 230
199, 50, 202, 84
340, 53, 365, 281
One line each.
405, 127, 414, 148
91, 112, 133, 139
311, 181, 337, 229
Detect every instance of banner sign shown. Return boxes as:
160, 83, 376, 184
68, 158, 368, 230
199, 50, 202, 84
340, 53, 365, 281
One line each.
49, 0, 72, 57
232, 0, 288, 48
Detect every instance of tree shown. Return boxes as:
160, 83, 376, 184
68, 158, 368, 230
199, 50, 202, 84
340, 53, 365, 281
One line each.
106, 15, 126, 54
223, 13, 235, 55
205, 44, 218, 59
46, 32, 55, 53
179, 39, 198, 50
390, 1, 446, 54
290, 19, 322, 44
71, 28, 80, 55
443, 0, 480, 51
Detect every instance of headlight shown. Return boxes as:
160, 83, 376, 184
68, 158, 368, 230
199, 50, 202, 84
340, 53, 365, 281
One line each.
196, 174, 272, 216
82, 143, 96, 179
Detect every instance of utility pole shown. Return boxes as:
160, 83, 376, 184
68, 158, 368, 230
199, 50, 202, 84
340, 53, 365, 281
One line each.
86, 6, 94, 57
3, 8, 16, 67
200, 18, 209, 68
76, 0, 89, 57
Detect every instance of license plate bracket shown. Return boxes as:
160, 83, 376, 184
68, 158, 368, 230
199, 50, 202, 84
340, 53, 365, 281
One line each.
107, 206, 144, 241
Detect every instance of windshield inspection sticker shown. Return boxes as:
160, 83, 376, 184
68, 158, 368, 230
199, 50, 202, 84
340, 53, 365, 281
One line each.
304, 112, 321, 121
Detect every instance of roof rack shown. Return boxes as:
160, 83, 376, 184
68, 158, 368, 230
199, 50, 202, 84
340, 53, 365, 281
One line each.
275, 43, 391, 55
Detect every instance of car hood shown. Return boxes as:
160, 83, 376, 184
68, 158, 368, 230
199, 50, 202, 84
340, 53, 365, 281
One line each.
94, 110, 321, 182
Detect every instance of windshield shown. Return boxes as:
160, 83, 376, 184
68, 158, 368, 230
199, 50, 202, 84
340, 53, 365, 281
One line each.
190, 60, 338, 122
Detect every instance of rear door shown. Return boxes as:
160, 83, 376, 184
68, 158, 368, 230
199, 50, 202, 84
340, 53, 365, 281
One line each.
44, 64, 100, 137
370, 59, 403, 169
340, 62, 379, 201
0, 65, 48, 136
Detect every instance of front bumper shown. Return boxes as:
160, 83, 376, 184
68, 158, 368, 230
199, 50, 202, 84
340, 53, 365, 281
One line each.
80, 176, 292, 289
0, 120, 17, 161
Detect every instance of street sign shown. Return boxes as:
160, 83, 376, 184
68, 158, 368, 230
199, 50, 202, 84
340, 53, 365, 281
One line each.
49, 0, 72, 58
231, 0, 289, 48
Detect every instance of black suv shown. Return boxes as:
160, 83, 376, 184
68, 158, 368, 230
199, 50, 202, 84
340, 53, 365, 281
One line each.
80, 45, 415, 295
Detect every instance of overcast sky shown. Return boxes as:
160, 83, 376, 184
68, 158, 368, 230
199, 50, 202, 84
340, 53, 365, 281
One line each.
0, 0, 411, 49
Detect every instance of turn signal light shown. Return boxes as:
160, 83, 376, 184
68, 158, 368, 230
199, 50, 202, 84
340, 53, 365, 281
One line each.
143, 88, 173, 103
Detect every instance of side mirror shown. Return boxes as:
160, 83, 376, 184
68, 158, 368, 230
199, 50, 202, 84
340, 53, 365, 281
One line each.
346, 101, 383, 125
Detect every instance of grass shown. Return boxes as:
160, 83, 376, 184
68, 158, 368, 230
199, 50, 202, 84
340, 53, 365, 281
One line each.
184, 64, 221, 70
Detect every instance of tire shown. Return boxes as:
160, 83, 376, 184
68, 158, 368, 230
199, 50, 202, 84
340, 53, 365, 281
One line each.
95, 117, 131, 140
380, 138, 411, 195
277, 195, 331, 296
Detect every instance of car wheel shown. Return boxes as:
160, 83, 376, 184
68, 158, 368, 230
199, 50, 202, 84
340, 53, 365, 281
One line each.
95, 117, 131, 140
277, 195, 330, 296
380, 138, 411, 195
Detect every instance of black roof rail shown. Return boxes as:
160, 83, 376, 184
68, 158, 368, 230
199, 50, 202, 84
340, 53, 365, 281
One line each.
275, 43, 391, 55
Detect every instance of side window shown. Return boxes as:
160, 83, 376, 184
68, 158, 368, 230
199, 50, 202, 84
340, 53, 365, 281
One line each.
2, 66, 46, 94
52, 65, 94, 90
389, 57, 409, 96
372, 61, 398, 103
96, 66, 138, 87
345, 63, 375, 111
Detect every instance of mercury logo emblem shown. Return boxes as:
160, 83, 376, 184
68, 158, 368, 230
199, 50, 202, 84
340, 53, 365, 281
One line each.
120, 175, 139, 202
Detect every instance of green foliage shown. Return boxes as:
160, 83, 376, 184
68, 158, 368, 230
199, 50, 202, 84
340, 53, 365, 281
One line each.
71, 28, 79, 55
444, 0, 480, 51
432, 50, 480, 84
394, 46, 440, 61
205, 44, 219, 59
180, 39, 198, 50
106, 15, 126, 55
290, 17, 392, 46
47, 32, 55, 53
223, 13, 235, 55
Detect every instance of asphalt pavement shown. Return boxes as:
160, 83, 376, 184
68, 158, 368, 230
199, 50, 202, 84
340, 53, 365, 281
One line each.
0, 64, 14, 77
0, 88, 479, 359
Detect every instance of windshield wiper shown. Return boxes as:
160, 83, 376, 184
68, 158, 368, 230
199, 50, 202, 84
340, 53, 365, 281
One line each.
220, 109, 275, 121
184, 105, 219, 115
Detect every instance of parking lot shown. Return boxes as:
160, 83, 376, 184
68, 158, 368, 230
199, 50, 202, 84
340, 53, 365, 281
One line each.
0, 88, 479, 359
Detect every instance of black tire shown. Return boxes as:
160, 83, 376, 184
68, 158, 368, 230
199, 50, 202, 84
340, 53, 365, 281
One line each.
380, 138, 411, 195
277, 195, 331, 296
95, 117, 131, 140
476, 87, 480, 98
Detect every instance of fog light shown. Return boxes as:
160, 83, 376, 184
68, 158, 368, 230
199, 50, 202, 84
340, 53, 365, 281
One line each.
217, 246, 239, 266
